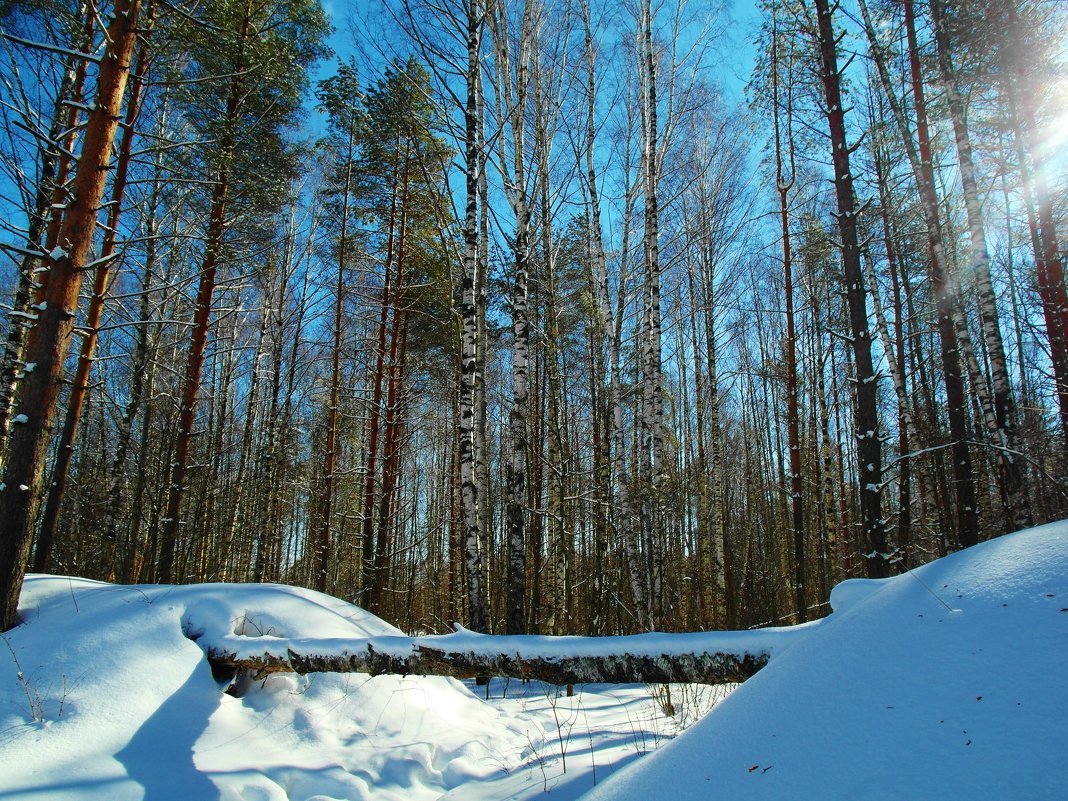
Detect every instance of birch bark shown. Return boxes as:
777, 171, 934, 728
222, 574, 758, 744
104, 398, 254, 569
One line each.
459, 0, 488, 631
860, 0, 978, 548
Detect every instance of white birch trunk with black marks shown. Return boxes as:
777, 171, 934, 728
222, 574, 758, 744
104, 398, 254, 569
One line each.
930, 0, 1030, 531
490, 0, 535, 636
460, 0, 487, 632
637, 0, 664, 625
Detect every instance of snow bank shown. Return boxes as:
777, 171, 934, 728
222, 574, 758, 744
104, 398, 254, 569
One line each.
0, 578, 533, 800
579, 522, 1068, 801
5, 522, 1065, 800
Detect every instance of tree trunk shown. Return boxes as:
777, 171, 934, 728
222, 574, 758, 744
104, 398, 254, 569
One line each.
358, 174, 400, 602
460, 0, 487, 632
26, 5, 96, 311
370, 314, 409, 615
157, 13, 251, 582
812, 0, 887, 577
998, 1, 1068, 451
318, 120, 357, 594
929, 0, 1029, 532
369, 166, 411, 614
490, 0, 536, 636
204, 628, 780, 691
871, 129, 915, 568
771, 13, 805, 619
33, 28, 152, 572
0, 0, 143, 631
0, 22, 91, 451
860, 0, 978, 549
637, 0, 664, 625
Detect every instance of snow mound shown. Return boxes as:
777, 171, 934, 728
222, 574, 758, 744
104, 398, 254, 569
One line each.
0, 578, 533, 801
579, 522, 1068, 801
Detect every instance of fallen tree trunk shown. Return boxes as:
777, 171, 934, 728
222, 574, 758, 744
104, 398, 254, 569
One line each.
199, 626, 800, 692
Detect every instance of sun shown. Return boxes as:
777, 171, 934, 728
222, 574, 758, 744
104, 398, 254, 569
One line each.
1033, 75, 1068, 184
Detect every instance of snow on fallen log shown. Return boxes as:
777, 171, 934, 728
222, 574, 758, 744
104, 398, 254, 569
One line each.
199, 624, 815, 690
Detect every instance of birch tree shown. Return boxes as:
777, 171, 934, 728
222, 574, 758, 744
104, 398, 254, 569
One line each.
487, 0, 536, 635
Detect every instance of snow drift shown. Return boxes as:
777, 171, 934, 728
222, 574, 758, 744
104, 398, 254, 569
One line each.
580, 522, 1068, 800
0, 579, 534, 800
3, 521, 1066, 800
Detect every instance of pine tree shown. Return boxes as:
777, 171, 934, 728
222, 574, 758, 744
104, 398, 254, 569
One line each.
157, 0, 328, 582
0, 0, 144, 631
811, 0, 888, 577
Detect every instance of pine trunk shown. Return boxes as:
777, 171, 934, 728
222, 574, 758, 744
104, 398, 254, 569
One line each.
771, 16, 805, 619
0, 36, 88, 450
0, 0, 143, 631
813, 0, 887, 577
369, 168, 411, 613
862, 0, 979, 549
33, 31, 151, 572
157, 65, 243, 582
359, 178, 398, 602
317, 122, 357, 594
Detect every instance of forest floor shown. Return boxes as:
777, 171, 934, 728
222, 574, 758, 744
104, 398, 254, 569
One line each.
2, 520, 1066, 800
0, 576, 723, 800
584, 521, 1068, 800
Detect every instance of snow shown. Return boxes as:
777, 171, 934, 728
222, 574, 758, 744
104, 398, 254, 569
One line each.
0, 579, 708, 800
581, 522, 1068, 801
3, 521, 1066, 800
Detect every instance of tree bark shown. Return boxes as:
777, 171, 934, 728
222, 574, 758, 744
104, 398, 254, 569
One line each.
0, 15, 92, 451
579, 0, 610, 635
0, 0, 143, 631
204, 629, 777, 691
637, 0, 664, 625
369, 166, 411, 613
871, 126, 916, 568
771, 12, 805, 620
860, 0, 979, 549
929, 0, 1030, 532
33, 27, 152, 573
459, 0, 487, 632
489, 0, 535, 635
318, 115, 358, 595
812, 0, 887, 577
157, 7, 251, 582
359, 175, 399, 602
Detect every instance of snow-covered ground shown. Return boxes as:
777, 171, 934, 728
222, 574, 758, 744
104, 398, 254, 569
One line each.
585, 521, 1068, 800
2, 520, 1066, 800
0, 576, 721, 800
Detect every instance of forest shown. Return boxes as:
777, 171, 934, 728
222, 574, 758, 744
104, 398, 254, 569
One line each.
0, 0, 1065, 640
